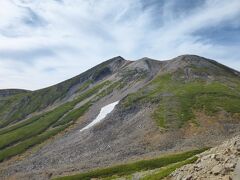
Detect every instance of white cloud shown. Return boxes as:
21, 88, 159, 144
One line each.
0, 0, 239, 90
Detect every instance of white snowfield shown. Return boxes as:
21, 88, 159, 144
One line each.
80, 101, 119, 132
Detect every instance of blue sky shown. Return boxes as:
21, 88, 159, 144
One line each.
0, 0, 240, 90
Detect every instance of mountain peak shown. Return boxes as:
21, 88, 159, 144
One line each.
160, 54, 239, 78
107, 56, 126, 62
173, 54, 209, 62
138, 57, 154, 60
137, 57, 160, 63
101, 56, 128, 69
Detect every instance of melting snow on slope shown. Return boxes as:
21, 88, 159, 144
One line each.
80, 101, 119, 132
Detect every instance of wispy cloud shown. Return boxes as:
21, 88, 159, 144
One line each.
0, 0, 239, 90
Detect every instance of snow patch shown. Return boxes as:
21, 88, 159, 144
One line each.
80, 101, 119, 132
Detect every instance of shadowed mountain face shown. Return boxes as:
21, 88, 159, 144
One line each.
0, 55, 240, 179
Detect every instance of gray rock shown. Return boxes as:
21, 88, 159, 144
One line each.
182, 175, 192, 180
211, 164, 224, 175
236, 145, 240, 152
225, 163, 236, 172
214, 154, 222, 161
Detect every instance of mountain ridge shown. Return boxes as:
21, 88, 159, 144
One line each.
1, 54, 239, 92
0, 54, 240, 180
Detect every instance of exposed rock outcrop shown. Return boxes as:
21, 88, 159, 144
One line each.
169, 135, 240, 180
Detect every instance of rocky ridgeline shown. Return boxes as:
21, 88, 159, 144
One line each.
169, 135, 240, 180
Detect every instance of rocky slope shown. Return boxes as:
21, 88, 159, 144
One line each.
0, 55, 239, 179
169, 135, 240, 180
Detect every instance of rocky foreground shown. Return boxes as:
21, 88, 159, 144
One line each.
169, 135, 240, 180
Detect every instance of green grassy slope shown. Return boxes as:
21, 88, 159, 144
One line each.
0, 102, 73, 150
52, 148, 207, 180
122, 67, 240, 128
0, 80, 124, 162
0, 83, 75, 128
0, 57, 125, 128
141, 156, 198, 180
0, 114, 42, 135
0, 124, 69, 162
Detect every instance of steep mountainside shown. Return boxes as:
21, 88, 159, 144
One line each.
0, 55, 240, 180
0, 57, 127, 128
169, 135, 240, 180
